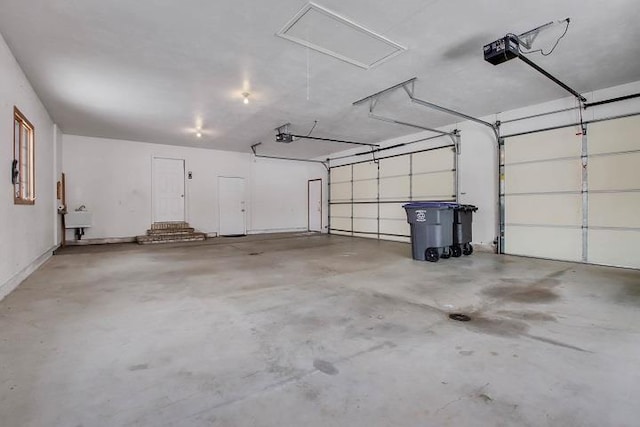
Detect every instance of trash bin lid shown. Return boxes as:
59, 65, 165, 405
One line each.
456, 204, 478, 212
403, 202, 458, 210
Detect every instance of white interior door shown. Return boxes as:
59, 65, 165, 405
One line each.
153, 158, 185, 222
219, 177, 246, 236
308, 179, 322, 232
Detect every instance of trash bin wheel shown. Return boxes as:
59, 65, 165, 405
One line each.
463, 243, 473, 256
451, 245, 462, 258
441, 247, 451, 259
425, 248, 440, 262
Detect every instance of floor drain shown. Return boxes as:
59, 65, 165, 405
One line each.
449, 313, 471, 322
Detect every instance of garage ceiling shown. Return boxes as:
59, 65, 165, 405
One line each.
1, 0, 639, 158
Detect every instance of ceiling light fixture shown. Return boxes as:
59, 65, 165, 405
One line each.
196, 132, 202, 138
242, 92, 250, 104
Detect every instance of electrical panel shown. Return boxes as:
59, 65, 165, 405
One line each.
483, 35, 520, 65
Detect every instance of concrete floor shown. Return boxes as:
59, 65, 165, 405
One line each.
1, 234, 639, 427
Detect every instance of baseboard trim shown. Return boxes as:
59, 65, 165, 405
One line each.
66, 233, 220, 245
0, 245, 56, 301
248, 227, 308, 235
66, 237, 137, 246
473, 243, 497, 253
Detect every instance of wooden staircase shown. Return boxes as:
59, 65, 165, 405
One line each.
136, 222, 206, 245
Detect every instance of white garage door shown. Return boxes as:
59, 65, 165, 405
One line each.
328, 165, 352, 236
587, 116, 640, 269
502, 115, 640, 269
330, 145, 456, 243
503, 127, 583, 262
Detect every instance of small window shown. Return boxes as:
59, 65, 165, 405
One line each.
13, 107, 35, 204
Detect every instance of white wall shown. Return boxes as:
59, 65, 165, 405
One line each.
327, 80, 640, 247
456, 124, 498, 246
62, 135, 327, 240
250, 157, 327, 233
0, 34, 57, 299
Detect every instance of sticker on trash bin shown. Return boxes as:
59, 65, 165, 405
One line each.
416, 210, 427, 222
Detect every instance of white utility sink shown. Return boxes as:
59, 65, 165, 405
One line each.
65, 211, 92, 228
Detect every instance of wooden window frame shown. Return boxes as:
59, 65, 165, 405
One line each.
13, 106, 36, 205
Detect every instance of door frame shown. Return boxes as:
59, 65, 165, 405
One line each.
151, 156, 186, 223
308, 178, 323, 232
218, 176, 247, 236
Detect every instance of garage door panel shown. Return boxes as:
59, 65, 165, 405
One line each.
588, 115, 640, 155
505, 159, 581, 194
330, 147, 454, 243
353, 179, 377, 201
353, 218, 377, 233
330, 165, 351, 183
379, 156, 409, 177
503, 118, 640, 269
330, 204, 351, 218
379, 219, 410, 237
412, 149, 454, 173
588, 230, 640, 269
505, 127, 581, 163
330, 182, 351, 202
380, 176, 409, 200
379, 203, 406, 220
330, 217, 352, 231
505, 194, 581, 226
505, 226, 582, 261
353, 162, 377, 180
353, 204, 377, 219
589, 192, 640, 228
588, 152, 640, 191
412, 171, 455, 199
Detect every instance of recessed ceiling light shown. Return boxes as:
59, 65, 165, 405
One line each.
242, 92, 250, 104
196, 132, 202, 138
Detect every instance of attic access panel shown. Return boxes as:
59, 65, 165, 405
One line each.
277, 2, 406, 69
